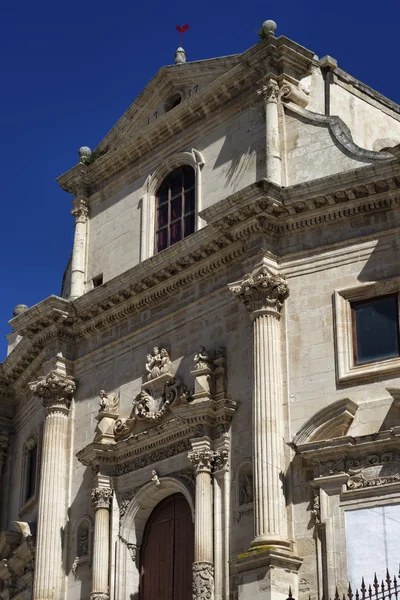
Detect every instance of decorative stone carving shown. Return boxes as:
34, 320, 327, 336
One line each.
310, 490, 321, 524
99, 390, 119, 414
280, 81, 310, 107
228, 265, 289, 317
131, 376, 186, 422
91, 487, 112, 510
115, 369, 191, 439
194, 346, 212, 370
89, 594, 109, 600
145, 346, 171, 380
346, 453, 400, 489
257, 80, 279, 103
126, 543, 139, 562
321, 452, 400, 486
214, 449, 229, 473
189, 449, 216, 473
0, 531, 35, 599
151, 470, 161, 487
192, 561, 214, 600
29, 370, 76, 412
116, 439, 192, 474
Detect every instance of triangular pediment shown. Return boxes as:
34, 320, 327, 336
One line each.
95, 54, 240, 153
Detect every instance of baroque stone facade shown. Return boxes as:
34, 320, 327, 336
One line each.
1, 19, 400, 600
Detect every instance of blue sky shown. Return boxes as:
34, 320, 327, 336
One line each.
0, 0, 399, 358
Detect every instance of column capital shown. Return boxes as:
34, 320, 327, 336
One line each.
29, 370, 76, 415
213, 449, 229, 474
257, 78, 279, 103
229, 263, 289, 319
91, 487, 112, 510
189, 449, 216, 474
71, 197, 89, 224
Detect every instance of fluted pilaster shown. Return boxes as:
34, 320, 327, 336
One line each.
90, 476, 112, 600
258, 79, 281, 185
29, 371, 75, 600
70, 197, 89, 300
229, 260, 290, 549
189, 441, 215, 600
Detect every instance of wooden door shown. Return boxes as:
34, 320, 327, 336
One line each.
139, 493, 194, 600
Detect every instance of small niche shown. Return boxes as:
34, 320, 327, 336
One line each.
238, 462, 253, 506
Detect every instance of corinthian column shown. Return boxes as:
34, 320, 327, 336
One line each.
0, 434, 8, 521
229, 259, 289, 549
258, 79, 282, 185
91, 475, 112, 600
70, 196, 89, 300
189, 438, 215, 600
29, 371, 76, 600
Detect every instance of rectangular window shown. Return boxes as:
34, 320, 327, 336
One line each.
334, 281, 400, 383
351, 294, 399, 365
345, 505, 400, 586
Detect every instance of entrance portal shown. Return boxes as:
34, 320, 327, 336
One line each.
139, 493, 194, 600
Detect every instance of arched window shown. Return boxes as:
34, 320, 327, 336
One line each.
156, 166, 195, 253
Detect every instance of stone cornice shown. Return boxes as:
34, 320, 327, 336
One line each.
4, 162, 400, 389
77, 398, 237, 472
295, 427, 400, 466
57, 37, 314, 196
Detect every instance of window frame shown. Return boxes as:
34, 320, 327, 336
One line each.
155, 166, 196, 253
334, 279, 400, 383
140, 149, 205, 263
20, 428, 41, 515
350, 293, 400, 366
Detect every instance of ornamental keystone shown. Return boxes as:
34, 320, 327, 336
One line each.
228, 264, 289, 317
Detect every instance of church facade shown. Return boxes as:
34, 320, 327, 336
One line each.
1, 20, 400, 600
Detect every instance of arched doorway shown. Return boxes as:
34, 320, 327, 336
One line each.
139, 493, 194, 600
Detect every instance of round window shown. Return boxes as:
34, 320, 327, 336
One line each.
164, 92, 182, 113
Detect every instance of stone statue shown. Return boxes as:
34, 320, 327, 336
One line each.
194, 346, 211, 370
242, 475, 254, 504
151, 470, 161, 487
99, 390, 119, 414
159, 347, 172, 375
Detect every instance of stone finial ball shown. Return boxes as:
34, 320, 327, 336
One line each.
13, 304, 28, 317
78, 146, 92, 160
262, 20, 277, 36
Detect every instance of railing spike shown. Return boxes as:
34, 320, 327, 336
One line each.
368, 583, 373, 600
348, 582, 354, 600
287, 585, 293, 600
334, 586, 340, 600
